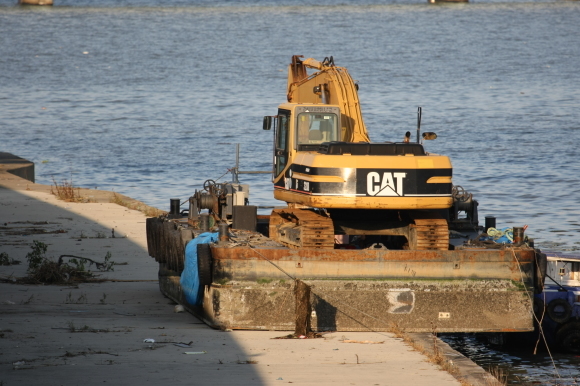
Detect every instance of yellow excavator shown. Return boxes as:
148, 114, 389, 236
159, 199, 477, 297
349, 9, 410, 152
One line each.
264, 55, 455, 250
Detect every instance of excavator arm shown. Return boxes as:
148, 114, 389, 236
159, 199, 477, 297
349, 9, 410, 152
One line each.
287, 55, 370, 143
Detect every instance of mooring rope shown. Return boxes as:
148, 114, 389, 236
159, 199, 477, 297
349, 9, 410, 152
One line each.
246, 245, 296, 281
246, 244, 396, 335
510, 248, 560, 378
213, 168, 233, 183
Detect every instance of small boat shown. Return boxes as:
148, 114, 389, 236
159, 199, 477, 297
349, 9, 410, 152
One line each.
428, 0, 468, 3
537, 253, 580, 353
19, 0, 53, 5
482, 253, 580, 353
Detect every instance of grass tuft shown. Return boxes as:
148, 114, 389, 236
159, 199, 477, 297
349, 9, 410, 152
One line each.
0, 252, 21, 266
51, 177, 88, 202
486, 366, 508, 386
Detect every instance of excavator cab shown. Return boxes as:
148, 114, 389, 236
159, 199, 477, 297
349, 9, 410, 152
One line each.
265, 104, 342, 181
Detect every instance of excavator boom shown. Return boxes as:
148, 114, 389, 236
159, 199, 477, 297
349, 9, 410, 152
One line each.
287, 55, 370, 143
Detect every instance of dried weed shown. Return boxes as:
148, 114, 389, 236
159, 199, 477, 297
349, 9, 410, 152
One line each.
51, 177, 92, 203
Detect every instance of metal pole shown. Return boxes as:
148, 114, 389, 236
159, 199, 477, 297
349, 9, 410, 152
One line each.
417, 107, 422, 144
233, 144, 240, 183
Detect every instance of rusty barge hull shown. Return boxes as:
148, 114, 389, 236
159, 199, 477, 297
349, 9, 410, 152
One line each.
148, 217, 537, 333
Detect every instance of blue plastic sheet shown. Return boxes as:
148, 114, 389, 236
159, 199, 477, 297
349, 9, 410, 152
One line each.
180, 232, 218, 306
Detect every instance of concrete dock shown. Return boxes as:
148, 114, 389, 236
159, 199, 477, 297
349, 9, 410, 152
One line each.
0, 155, 494, 386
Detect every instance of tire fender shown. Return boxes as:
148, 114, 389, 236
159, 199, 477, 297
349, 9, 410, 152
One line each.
197, 243, 213, 286
556, 322, 580, 353
547, 298, 572, 324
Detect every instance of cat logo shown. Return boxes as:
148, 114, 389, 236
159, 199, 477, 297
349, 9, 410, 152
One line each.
367, 172, 406, 196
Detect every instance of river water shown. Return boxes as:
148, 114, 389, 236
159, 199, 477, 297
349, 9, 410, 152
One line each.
1, 0, 579, 383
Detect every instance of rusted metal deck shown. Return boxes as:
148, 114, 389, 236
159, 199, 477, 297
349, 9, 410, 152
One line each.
148, 217, 538, 333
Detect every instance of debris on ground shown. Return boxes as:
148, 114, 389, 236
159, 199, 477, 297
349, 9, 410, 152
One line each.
341, 340, 385, 344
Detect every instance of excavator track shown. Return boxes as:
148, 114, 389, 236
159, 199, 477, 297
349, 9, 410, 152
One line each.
408, 216, 449, 251
269, 209, 449, 251
269, 208, 335, 249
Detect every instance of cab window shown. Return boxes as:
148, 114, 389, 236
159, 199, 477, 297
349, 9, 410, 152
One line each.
297, 112, 339, 146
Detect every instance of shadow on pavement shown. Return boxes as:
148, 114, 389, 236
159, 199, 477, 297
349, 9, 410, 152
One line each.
0, 179, 266, 385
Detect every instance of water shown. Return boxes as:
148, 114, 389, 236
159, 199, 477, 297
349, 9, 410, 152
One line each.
441, 334, 580, 385
1, 0, 579, 383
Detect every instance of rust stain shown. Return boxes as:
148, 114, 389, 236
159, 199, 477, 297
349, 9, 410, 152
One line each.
210, 244, 536, 283
211, 245, 535, 264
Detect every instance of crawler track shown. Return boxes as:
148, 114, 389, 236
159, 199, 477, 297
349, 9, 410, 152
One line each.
269, 208, 335, 249
270, 208, 449, 250
409, 217, 449, 250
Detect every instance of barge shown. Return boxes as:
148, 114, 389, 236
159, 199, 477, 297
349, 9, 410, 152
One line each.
146, 56, 546, 333
146, 174, 545, 333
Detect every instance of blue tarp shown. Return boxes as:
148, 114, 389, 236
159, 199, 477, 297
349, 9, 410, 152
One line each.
180, 232, 218, 306
486, 227, 514, 244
